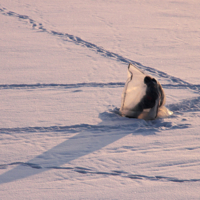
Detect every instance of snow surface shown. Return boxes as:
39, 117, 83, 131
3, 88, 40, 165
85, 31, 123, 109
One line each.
1, 0, 200, 199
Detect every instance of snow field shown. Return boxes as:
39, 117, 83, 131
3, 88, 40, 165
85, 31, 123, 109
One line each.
1, 0, 200, 199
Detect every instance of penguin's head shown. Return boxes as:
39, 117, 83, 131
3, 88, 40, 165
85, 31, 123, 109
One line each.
144, 76, 157, 86
144, 76, 159, 100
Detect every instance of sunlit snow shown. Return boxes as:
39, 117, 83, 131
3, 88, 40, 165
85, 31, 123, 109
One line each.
1, 1, 200, 199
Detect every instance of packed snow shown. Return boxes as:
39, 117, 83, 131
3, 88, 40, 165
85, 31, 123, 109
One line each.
1, 0, 200, 199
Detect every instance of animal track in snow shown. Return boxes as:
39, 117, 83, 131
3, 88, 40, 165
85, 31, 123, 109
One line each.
1, 162, 199, 183
0, 6, 193, 86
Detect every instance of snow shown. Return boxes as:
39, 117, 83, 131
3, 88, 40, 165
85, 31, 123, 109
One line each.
1, 0, 200, 199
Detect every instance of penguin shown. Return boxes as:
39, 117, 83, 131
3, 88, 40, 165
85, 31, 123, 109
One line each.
120, 64, 172, 120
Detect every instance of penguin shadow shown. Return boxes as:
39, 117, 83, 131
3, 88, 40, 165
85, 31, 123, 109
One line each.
0, 107, 161, 185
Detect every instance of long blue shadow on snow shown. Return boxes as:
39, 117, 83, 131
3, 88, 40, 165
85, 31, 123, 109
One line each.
0, 108, 191, 185
0, 109, 168, 185
0, 131, 126, 184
